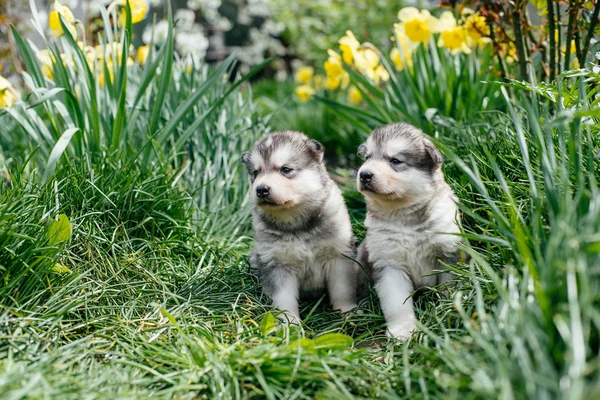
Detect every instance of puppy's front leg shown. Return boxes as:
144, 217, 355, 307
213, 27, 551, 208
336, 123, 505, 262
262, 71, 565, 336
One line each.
327, 256, 358, 313
268, 267, 300, 325
374, 266, 416, 339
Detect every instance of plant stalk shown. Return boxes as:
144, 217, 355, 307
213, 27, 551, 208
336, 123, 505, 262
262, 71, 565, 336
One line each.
512, 2, 529, 80
548, 0, 556, 80
580, 0, 600, 66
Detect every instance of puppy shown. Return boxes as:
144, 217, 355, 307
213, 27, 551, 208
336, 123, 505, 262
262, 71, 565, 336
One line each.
356, 123, 462, 339
242, 130, 359, 324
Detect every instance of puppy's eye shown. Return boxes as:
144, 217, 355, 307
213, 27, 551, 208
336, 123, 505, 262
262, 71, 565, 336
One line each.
252, 170, 259, 178
390, 158, 403, 165
365, 155, 372, 160
280, 167, 293, 174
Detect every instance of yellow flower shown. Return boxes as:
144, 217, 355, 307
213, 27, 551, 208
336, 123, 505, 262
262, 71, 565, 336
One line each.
137, 45, 149, 65
374, 64, 389, 83
324, 50, 349, 90
36, 49, 55, 79
347, 86, 362, 105
338, 30, 360, 64
390, 48, 406, 71
116, 0, 148, 26
437, 12, 471, 55
462, 10, 491, 45
324, 49, 344, 79
438, 26, 471, 55
354, 48, 380, 72
294, 66, 314, 84
295, 84, 315, 102
0, 76, 19, 109
48, 1, 76, 38
397, 7, 439, 44
390, 28, 415, 71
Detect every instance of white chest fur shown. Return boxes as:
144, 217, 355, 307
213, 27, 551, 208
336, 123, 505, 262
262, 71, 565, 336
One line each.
365, 195, 460, 287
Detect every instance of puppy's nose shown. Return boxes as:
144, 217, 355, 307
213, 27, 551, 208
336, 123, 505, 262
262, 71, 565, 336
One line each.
256, 185, 270, 198
360, 171, 373, 183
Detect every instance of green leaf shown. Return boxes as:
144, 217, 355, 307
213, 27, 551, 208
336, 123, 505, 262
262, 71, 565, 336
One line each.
42, 128, 79, 184
52, 263, 72, 274
288, 338, 316, 353
47, 214, 71, 245
313, 333, 353, 352
159, 306, 181, 330
260, 312, 276, 336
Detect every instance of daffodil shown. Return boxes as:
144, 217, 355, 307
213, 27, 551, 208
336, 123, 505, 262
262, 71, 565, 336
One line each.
115, 0, 148, 26
338, 30, 360, 64
437, 12, 471, 55
36, 49, 55, 79
462, 9, 491, 46
0, 76, 19, 109
374, 64, 390, 84
294, 66, 314, 84
439, 27, 471, 55
324, 49, 344, 78
295, 84, 315, 102
354, 48, 380, 73
347, 86, 362, 105
48, 0, 76, 38
137, 45, 149, 65
324, 49, 349, 89
396, 7, 439, 44
390, 28, 415, 71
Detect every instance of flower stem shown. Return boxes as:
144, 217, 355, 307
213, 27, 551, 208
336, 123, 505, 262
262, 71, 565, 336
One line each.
547, 0, 556, 80
564, 0, 580, 71
512, 2, 529, 80
581, 0, 600, 66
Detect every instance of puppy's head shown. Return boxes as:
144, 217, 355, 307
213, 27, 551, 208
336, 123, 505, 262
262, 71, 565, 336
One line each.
242, 131, 327, 216
356, 123, 443, 207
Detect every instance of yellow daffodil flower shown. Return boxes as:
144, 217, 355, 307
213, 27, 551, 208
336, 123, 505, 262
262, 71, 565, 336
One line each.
137, 45, 149, 65
36, 49, 55, 79
437, 12, 471, 55
397, 7, 439, 44
324, 49, 344, 78
48, 0, 77, 38
294, 66, 314, 84
0, 76, 19, 109
115, 0, 148, 26
462, 10, 491, 45
374, 64, 390, 84
324, 50, 349, 90
295, 84, 315, 102
347, 85, 362, 105
338, 30, 360, 64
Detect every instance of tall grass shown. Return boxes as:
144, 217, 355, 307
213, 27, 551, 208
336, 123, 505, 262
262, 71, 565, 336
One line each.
1, 1, 599, 398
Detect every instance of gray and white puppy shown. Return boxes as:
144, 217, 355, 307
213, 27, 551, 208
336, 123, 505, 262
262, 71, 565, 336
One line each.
356, 123, 462, 339
242, 130, 359, 324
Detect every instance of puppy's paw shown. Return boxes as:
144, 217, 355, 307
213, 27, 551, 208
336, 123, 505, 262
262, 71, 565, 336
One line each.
386, 321, 416, 340
333, 302, 358, 314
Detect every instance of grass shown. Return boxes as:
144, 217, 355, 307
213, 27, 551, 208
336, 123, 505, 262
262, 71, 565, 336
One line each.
1, 2, 600, 399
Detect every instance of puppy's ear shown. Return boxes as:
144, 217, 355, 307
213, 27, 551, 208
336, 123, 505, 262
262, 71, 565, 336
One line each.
357, 143, 367, 159
241, 151, 251, 168
423, 139, 443, 166
307, 139, 324, 162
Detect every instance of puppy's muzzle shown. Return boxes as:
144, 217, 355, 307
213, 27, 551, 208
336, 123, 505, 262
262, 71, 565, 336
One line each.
359, 171, 373, 184
256, 185, 270, 198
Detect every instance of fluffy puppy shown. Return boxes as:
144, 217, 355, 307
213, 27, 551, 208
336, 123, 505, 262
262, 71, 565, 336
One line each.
356, 122, 462, 339
242, 130, 359, 324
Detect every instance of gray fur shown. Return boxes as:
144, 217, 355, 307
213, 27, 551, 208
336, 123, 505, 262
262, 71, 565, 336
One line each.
356, 122, 462, 339
244, 130, 359, 323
